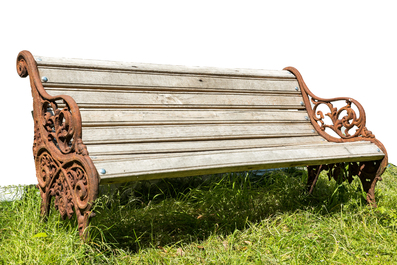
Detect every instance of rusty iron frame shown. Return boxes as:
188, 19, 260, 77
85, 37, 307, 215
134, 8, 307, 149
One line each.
17, 51, 99, 239
284, 67, 388, 206
16, 50, 388, 241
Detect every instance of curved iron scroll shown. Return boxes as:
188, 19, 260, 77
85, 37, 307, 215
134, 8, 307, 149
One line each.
17, 50, 99, 239
284, 67, 388, 206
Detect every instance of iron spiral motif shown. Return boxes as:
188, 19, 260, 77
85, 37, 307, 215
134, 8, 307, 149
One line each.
42, 101, 75, 154
284, 67, 374, 142
35, 150, 96, 236
311, 98, 374, 139
17, 50, 98, 239
284, 66, 388, 207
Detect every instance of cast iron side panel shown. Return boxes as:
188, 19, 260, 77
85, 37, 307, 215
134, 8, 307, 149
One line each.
284, 67, 388, 206
17, 50, 99, 239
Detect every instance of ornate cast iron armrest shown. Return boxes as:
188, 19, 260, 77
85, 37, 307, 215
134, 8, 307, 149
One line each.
284, 67, 388, 206
17, 50, 99, 239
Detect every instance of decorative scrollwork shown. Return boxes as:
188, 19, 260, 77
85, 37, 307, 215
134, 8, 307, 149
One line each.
42, 100, 76, 154
17, 50, 85, 156
64, 162, 90, 210
310, 97, 375, 140
17, 57, 29, 77
284, 66, 388, 207
37, 152, 58, 189
75, 139, 89, 156
283, 66, 379, 143
52, 170, 75, 219
18, 50, 99, 239
50, 162, 90, 220
36, 151, 59, 216
35, 150, 96, 237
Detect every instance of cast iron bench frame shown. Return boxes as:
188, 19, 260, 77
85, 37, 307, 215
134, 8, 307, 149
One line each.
16, 50, 388, 239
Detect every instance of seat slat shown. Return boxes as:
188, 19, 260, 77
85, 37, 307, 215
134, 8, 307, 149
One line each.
82, 123, 316, 144
80, 109, 309, 126
95, 142, 384, 184
38, 67, 299, 93
86, 136, 325, 156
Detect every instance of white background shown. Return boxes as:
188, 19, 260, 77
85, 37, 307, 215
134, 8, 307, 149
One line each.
1, 1, 395, 186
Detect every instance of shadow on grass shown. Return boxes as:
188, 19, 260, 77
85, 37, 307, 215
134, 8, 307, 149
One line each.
87, 167, 373, 252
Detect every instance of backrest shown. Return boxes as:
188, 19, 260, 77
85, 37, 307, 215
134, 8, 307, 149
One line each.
34, 56, 322, 158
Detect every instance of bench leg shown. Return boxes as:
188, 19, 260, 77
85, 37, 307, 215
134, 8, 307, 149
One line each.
18, 50, 99, 240
307, 165, 323, 194
307, 160, 383, 207
356, 160, 383, 207
35, 149, 98, 240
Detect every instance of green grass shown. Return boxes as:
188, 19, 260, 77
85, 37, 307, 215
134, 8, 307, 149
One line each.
1, 165, 397, 264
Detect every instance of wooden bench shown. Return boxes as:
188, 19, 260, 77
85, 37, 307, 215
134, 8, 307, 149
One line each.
16, 50, 388, 238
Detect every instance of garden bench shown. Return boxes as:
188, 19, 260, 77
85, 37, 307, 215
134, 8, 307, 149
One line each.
16, 50, 388, 238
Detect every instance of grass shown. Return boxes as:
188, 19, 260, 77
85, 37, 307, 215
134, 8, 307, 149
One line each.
1, 165, 397, 264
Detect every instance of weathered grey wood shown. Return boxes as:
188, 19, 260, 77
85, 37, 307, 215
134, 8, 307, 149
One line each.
81, 123, 316, 144
38, 68, 299, 93
31, 55, 386, 190
80, 109, 309, 126
35, 56, 296, 79
95, 142, 384, 184
22, 52, 388, 240
44, 89, 305, 109
86, 136, 325, 156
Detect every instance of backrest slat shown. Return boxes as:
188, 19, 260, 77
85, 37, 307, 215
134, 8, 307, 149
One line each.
35, 55, 295, 79
38, 68, 298, 93
81, 123, 317, 144
46, 89, 305, 109
35, 56, 318, 157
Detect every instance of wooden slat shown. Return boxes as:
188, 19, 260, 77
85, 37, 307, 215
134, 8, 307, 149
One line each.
37, 68, 299, 93
32, 56, 386, 188
81, 123, 316, 144
80, 109, 309, 126
35, 56, 296, 79
95, 142, 385, 184
86, 136, 325, 156
43, 89, 305, 109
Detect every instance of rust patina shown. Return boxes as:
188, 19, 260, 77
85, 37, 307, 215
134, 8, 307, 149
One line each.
285, 67, 388, 207
15, 52, 387, 242
17, 51, 99, 239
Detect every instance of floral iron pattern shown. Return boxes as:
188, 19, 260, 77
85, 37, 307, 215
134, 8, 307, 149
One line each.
284, 67, 388, 207
15, 51, 388, 242
17, 51, 98, 239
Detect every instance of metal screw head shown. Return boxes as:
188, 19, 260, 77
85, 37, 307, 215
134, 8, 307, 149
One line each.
295, 87, 299, 91
41, 76, 48, 82
305, 116, 310, 121
99, 168, 106, 174
377, 148, 381, 152
300, 101, 304, 106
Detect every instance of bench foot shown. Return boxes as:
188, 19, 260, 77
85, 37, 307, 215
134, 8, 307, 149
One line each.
35, 149, 98, 239
286, 66, 388, 205
307, 160, 383, 207
356, 160, 383, 207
